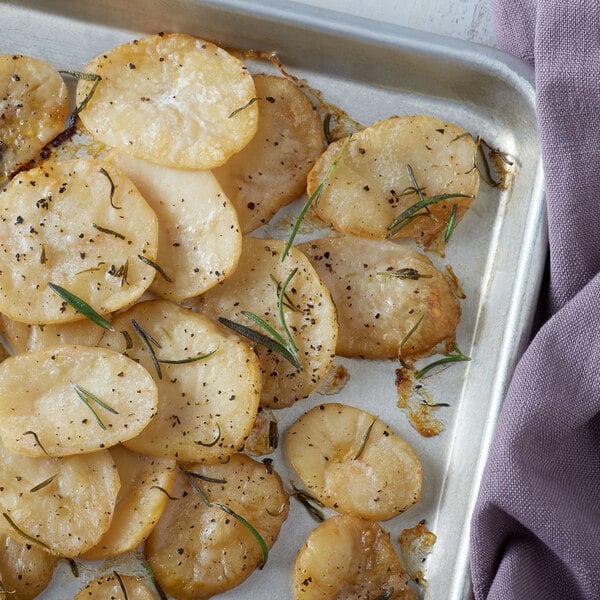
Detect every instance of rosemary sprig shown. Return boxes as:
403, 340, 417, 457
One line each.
398, 314, 424, 369
414, 342, 471, 379
193, 423, 221, 447
142, 559, 169, 600
29, 474, 57, 493
150, 485, 179, 500
228, 96, 260, 118
40, 244, 48, 265
98, 167, 119, 209
47, 282, 114, 331
353, 419, 376, 460
59, 70, 101, 115
443, 202, 459, 243
2, 512, 52, 551
137, 255, 173, 282
290, 483, 325, 522
377, 268, 432, 281
70, 381, 119, 431
22, 430, 50, 456
158, 350, 216, 364
92, 223, 125, 240
270, 274, 301, 312
131, 319, 162, 380
113, 571, 129, 600
282, 135, 350, 260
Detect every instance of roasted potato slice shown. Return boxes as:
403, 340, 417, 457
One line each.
292, 514, 416, 600
146, 453, 289, 600
74, 573, 154, 600
308, 115, 479, 246
0, 440, 120, 557
299, 235, 461, 359
285, 402, 422, 521
0, 344, 158, 457
81, 444, 176, 560
104, 149, 242, 301
100, 299, 261, 463
77, 32, 258, 169
188, 237, 338, 408
0, 55, 68, 180
0, 158, 158, 325
0, 531, 58, 600
213, 74, 325, 233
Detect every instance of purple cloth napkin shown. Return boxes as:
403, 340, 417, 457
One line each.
469, 1, 600, 598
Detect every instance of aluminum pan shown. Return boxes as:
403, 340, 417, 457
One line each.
0, 1, 546, 598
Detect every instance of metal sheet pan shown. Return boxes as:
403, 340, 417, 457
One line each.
0, 1, 546, 598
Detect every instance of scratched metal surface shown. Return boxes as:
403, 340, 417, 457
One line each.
0, 1, 545, 598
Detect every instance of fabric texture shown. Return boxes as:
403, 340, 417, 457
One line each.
469, 0, 600, 598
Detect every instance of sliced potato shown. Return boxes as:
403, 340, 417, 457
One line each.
74, 573, 154, 600
100, 299, 261, 463
146, 453, 289, 600
188, 237, 338, 408
292, 514, 416, 600
81, 444, 176, 560
0, 440, 120, 557
285, 402, 422, 520
0, 158, 158, 325
213, 74, 325, 233
298, 236, 461, 359
0, 344, 158, 457
308, 115, 479, 246
77, 32, 258, 169
0, 531, 58, 600
104, 149, 242, 301
0, 55, 68, 180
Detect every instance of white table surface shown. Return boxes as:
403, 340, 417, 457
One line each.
291, 0, 498, 48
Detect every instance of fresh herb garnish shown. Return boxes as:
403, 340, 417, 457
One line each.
40, 244, 48, 265
398, 314, 424, 369
47, 282, 114, 331
377, 268, 432, 281
131, 319, 162, 380
70, 381, 119, 431
414, 342, 471, 379
113, 571, 129, 600
29, 474, 57, 493
193, 423, 221, 447
353, 418, 376, 460
142, 559, 169, 600
443, 202, 459, 243
290, 483, 325, 522
158, 350, 216, 364
150, 485, 179, 500
98, 167, 120, 209
22, 430, 50, 456
92, 223, 125, 240
137, 255, 173, 282
2, 512, 52, 551
228, 97, 260, 118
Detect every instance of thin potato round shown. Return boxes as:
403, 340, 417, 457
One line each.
188, 237, 338, 408
292, 514, 416, 600
0, 158, 158, 325
308, 115, 479, 246
100, 299, 261, 463
285, 403, 422, 521
0, 55, 68, 180
213, 74, 325, 233
146, 453, 289, 600
105, 149, 242, 301
0, 532, 58, 600
0, 344, 158, 457
77, 32, 258, 169
81, 445, 176, 560
299, 236, 461, 359
74, 573, 154, 600
0, 440, 120, 557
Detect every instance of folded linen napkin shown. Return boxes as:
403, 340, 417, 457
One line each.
470, 0, 600, 598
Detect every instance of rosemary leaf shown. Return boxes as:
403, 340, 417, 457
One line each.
70, 381, 118, 430
59, 70, 101, 115
47, 282, 114, 331
131, 319, 162, 380
29, 473, 57, 493
22, 430, 51, 456
137, 255, 173, 282
185, 471, 227, 485
113, 571, 129, 600
377, 268, 432, 281
2, 512, 52, 551
277, 268, 300, 356
399, 314, 424, 369
443, 203, 459, 243
183, 470, 212, 507
142, 560, 169, 600
98, 167, 119, 209
158, 350, 216, 364
290, 483, 325, 522
353, 419, 376, 460
415, 343, 471, 379
150, 485, 179, 500
228, 96, 260, 118
92, 223, 125, 240
193, 423, 221, 447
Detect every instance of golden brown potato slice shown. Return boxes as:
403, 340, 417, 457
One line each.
104, 149, 242, 301
99, 299, 261, 463
0, 440, 120, 557
146, 453, 289, 600
285, 402, 422, 521
213, 74, 325, 233
0, 55, 68, 180
81, 445, 176, 560
0, 531, 58, 599
292, 514, 416, 600
298, 236, 461, 359
74, 573, 154, 600
77, 32, 258, 169
188, 237, 338, 408
0, 344, 158, 457
0, 158, 158, 325
308, 115, 479, 246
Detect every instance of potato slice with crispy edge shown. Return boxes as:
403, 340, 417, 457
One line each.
74, 572, 154, 600
0, 55, 68, 180
0, 344, 158, 457
81, 444, 176, 560
0, 158, 158, 325
146, 453, 289, 600
187, 237, 338, 409
308, 115, 479, 247
99, 299, 261, 463
298, 235, 461, 360
0, 531, 58, 600
213, 73, 326, 234
104, 149, 242, 301
285, 402, 422, 521
76, 32, 258, 170
292, 514, 416, 600
0, 440, 120, 558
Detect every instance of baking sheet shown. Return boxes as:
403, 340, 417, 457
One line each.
0, 0, 546, 598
